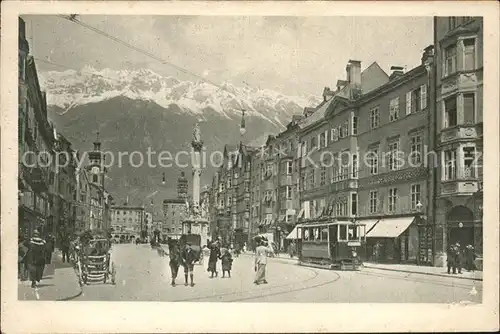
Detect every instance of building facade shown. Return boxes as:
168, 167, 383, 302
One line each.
18, 17, 57, 241
161, 172, 189, 239
432, 16, 483, 266
110, 206, 145, 242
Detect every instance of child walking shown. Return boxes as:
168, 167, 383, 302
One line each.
221, 248, 233, 278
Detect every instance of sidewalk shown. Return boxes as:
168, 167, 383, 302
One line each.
18, 250, 83, 301
363, 262, 483, 281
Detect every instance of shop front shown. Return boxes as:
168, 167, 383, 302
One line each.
365, 216, 419, 264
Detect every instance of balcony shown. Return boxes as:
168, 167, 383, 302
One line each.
279, 174, 294, 186
440, 124, 482, 144
441, 175, 479, 196
441, 71, 481, 96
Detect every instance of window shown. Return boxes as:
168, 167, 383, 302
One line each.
388, 188, 398, 212
338, 122, 349, 138
266, 163, 273, 177
370, 107, 380, 129
331, 128, 338, 141
463, 38, 476, 71
310, 136, 317, 150
369, 191, 378, 214
93, 175, 98, 183
319, 132, 326, 148
420, 84, 427, 110
352, 154, 358, 178
352, 116, 358, 135
321, 228, 328, 240
286, 161, 293, 174
368, 148, 379, 175
410, 134, 423, 165
444, 96, 458, 127
444, 149, 457, 180
339, 225, 347, 241
227, 178, 232, 188
320, 167, 327, 186
444, 44, 457, 76
463, 93, 475, 124
308, 169, 316, 189
388, 140, 400, 171
389, 97, 399, 122
351, 193, 358, 216
411, 184, 421, 210
463, 146, 476, 178
286, 186, 292, 199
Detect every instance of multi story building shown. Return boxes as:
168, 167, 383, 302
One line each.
18, 17, 57, 240
297, 56, 438, 264
110, 206, 145, 241
432, 16, 483, 266
211, 145, 239, 245
75, 159, 91, 234
230, 143, 254, 245
162, 172, 189, 239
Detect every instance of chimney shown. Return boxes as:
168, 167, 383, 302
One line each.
347, 60, 362, 87
389, 66, 405, 80
421, 45, 435, 67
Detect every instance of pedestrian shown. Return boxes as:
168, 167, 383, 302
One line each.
18, 235, 29, 281
168, 239, 181, 287
25, 229, 47, 288
243, 242, 247, 253
465, 244, 475, 271
45, 234, 55, 264
207, 239, 221, 278
288, 241, 294, 258
221, 248, 233, 278
253, 237, 273, 285
181, 242, 197, 287
61, 235, 70, 263
454, 242, 463, 274
447, 243, 456, 274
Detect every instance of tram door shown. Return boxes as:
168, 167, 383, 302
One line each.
329, 225, 338, 260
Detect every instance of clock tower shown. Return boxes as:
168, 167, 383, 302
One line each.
88, 131, 105, 187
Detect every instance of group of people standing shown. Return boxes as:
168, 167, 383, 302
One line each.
207, 238, 233, 278
447, 242, 476, 274
18, 229, 55, 288
167, 240, 198, 287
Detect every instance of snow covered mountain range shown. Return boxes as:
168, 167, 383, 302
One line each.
39, 66, 321, 128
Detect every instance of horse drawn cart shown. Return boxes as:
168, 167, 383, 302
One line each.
75, 233, 116, 285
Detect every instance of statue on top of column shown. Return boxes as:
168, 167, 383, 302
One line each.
193, 122, 201, 143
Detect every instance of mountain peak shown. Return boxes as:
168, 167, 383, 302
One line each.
38, 67, 322, 124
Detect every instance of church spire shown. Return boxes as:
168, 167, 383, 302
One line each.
93, 130, 101, 151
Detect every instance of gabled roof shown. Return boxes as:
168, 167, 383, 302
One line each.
324, 95, 351, 119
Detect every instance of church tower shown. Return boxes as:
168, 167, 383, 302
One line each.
177, 171, 188, 200
88, 131, 104, 187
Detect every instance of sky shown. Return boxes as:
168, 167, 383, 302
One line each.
22, 15, 433, 97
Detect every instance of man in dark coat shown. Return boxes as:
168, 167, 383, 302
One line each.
447, 243, 456, 274
168, 240, 181, 287
454, 242, 463, 274
207, 239, 221, 278
181, 242, 197, 287
26, 230, 47, 288
61, 235, 70, 263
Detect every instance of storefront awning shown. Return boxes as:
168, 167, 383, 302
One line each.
359, 219, 380, 236
366, 217, 415, 238
286, 225, 300, 240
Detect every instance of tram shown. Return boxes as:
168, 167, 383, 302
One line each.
296, 219, 367, 270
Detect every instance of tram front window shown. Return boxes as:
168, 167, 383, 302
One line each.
348, 225, 359, 240
339, 224, 347, 241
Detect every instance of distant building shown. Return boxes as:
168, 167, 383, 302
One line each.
110, 206, 145, 241
162, 172, 189, 239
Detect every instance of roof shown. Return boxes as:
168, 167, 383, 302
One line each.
163, 198, 186, 204
111, 206, 145, 210
298, 97, 333, 129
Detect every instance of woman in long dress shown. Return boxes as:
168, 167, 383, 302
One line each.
207, 240, 221, 278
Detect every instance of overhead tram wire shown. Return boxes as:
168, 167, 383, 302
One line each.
55, 15, 226, 90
